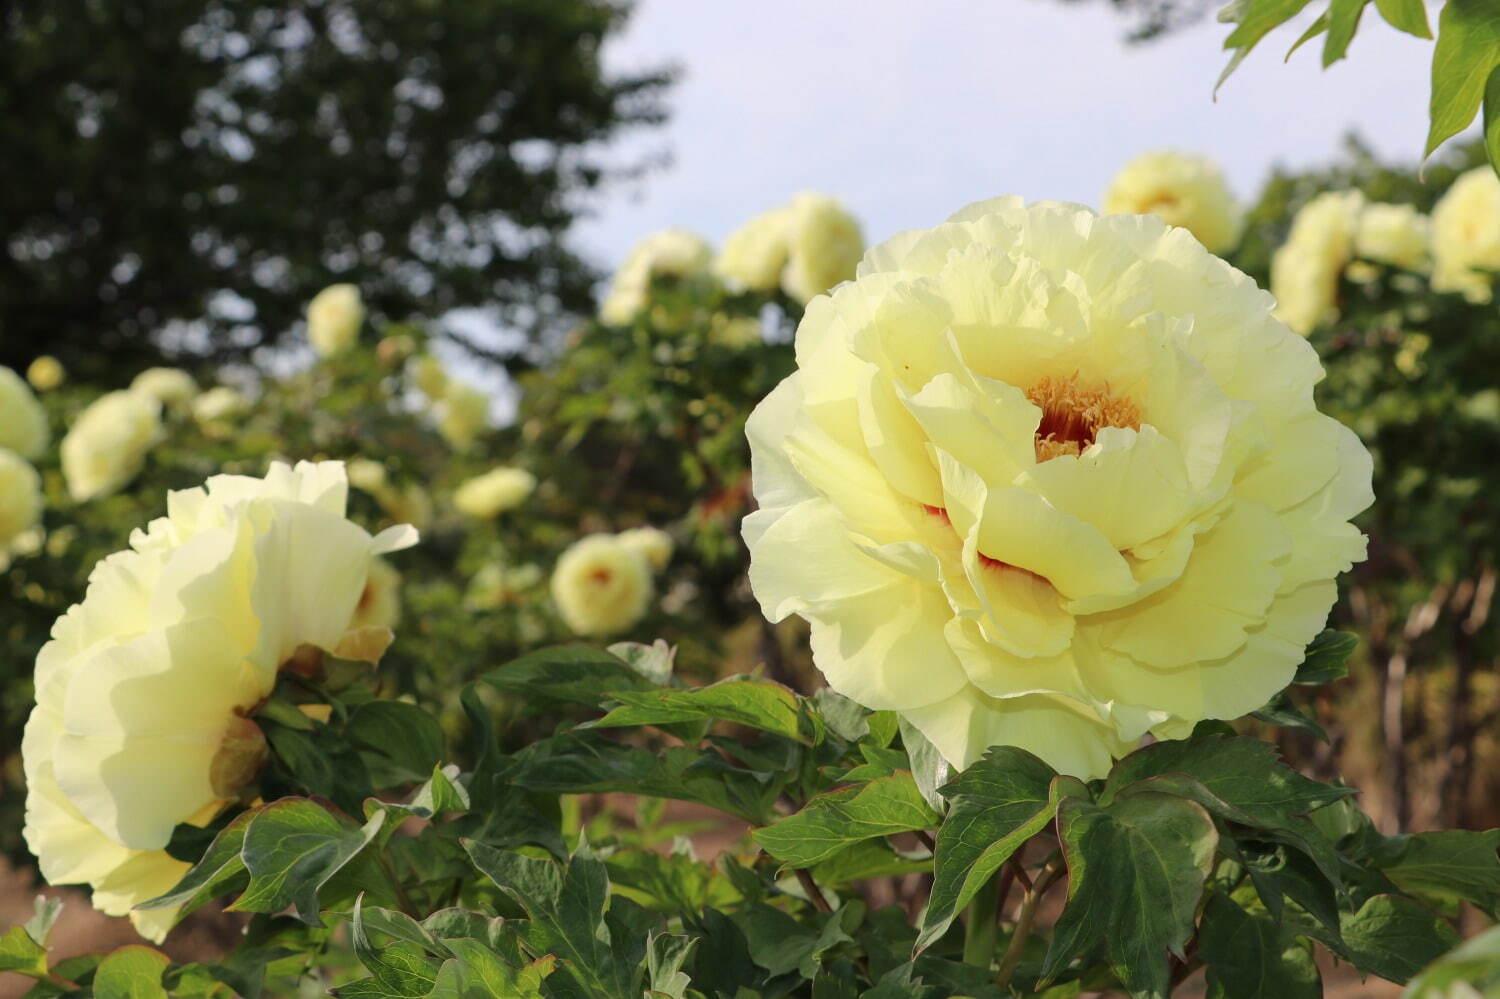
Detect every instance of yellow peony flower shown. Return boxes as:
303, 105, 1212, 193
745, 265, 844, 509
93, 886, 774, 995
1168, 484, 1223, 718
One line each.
191, 385, 250, 429
551, 534, 654, 637
453, 466, 536, 519
1270, 190, 1364, 335
599, 228, 713, 325
409, 354, 450, 400
346, 458, 390, 493
353, 557, 403, 631
0, 448, 42, 568
306, 283, 366, 356
130, 368, 198, 412
21, 460, 417, 941
715, 206, 794, 292
781, 193, 865, 304
61, 391, 162, 502
27, 356, 65, 391
618, 526, 673, 571
0, 367, 49, 459
1354, 203, 1430, 273
743, 196, 1371, 779
466, 561, 542, 610
436, 382, 490, 450
1431, 167, 1500, 304
1103, 150, 1244, 254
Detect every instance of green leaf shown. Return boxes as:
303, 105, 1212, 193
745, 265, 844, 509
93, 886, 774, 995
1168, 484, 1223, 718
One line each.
1322, 0, 1372, 66
347, 701, 445, 785
1338, 894, 1459, 983
366, 765, 472, 831
93, 946, 170, 999
22, 898, 62, 947
1485, 66, 1500, 180
1199, 892, 1321, 999
1292, 631, 1357, 685
428, 943, 554, 999
230, 798, 385, 924
1373, 0, 1431, 38
462, 840, 637, 998
481, 644, 659, 707
0, 925, 48, 978
1043, 791, 1219, 999
645, 933, 697, 999
898, 717, 950, 814
917, 747, 1076, 952
589, 676, 812, 744
606, 639, 676, 684
137, 808, 255, 916
1286, 12, 1330, 59
1251, 692, 1329, 741
810, 838, 931, 885
1403, 924, 1500, 998
345, 897, 442, 999
731, 901, 861, 980
1374, 829, 1500, 914
1218, 0, 1318, 91
1425, 0, 1500, 159
754, 772, 939, 868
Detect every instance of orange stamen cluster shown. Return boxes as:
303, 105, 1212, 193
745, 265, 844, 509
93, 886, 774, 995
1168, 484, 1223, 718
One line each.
1026, 373, 1140, 462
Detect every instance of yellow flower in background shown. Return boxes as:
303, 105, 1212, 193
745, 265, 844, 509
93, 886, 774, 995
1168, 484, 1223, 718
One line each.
453, 466, 536, 518
27, 356, 65, 391
711, 315, 766, 349
715, 206, 794, 292
466, 561, 543, 610
551, 533, 654, 637
0, 448, 42, 567
1354, 203, 1430, 273
436, 381, 490, 450
352, 557, 403, 631
1103, 150, 1244, 254
599, 228, 713, 325
130, 367, 198, 411
409, 354, 450, 400
1431, 167, 1500, 304
22, 460, 417, 941
0, 367, 49, 460
191, 385, 250, 429
306, 283, 366, 356
346, 458, 390, 493
1270, 190, 1364, 335
618, 525, 673, 571
744, 196, 1371, 778
60, 390, 162, 502
781, 193, 864, 303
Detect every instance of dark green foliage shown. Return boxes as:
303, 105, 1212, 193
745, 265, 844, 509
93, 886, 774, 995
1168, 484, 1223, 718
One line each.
0, 0, 672, 374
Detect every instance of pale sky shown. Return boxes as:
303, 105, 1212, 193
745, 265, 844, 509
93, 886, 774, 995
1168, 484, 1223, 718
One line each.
574, 0, 1447, 267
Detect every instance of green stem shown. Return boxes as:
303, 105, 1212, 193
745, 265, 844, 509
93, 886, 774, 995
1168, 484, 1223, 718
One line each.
962, 872, 1003, 969
996, 854, 1065, 988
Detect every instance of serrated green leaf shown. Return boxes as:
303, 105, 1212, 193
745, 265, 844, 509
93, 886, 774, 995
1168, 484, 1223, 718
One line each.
646, 933, 697, 999
428, 943, 554, 999
481, 644, 659, 707
1339, 894, 1459, 983
810, 838, 931, 885
93, 946, 170, 999
137, 808, 256, 916
230, 798, 385, 924
1373, 0, 1431, 37
1374, 829, 1500, 914
917, 748, 1076, 952
1043, 792, 1219, 999
1293, 631, 1358, 685
605, 844, 741, 912
731, 901, 861, 980
1425, 0, 1500, 158
347, 701, 445, 786
1322, 0, 1372, 66
345, 898, 442, 998
755, 772, 939, 868
462, 840, 637, 998
588, 676, 811, 744
1200, 892, 1321, 999
1403, 924, 1500, 998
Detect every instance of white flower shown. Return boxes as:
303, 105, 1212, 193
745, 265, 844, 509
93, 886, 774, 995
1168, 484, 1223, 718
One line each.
61, 391, 162, 502
306, 284, 366, 356
551, 534, 654, 637
22, 461, 417, 940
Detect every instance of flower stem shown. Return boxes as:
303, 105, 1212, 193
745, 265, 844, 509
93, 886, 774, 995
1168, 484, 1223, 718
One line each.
961, 872, 1003, 969
996, 853, 1065, 988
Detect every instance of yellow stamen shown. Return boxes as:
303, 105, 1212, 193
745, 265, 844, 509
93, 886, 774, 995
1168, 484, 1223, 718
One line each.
1027, 373, 1140, 462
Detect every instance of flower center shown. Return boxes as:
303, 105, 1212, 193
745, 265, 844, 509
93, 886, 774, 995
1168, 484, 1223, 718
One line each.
210, 712, 268, 799
589, 567, 614, 587
1026, 374, 1140, 461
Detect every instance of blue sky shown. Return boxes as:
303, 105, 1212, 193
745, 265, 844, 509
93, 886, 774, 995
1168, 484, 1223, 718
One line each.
573, 0, 1445, 268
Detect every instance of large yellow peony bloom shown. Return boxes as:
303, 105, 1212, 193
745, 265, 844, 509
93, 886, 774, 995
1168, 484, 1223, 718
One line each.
1103, 151, 1244, 254
0, 448, 42, 567
1270, 190, 1364, 336
1431, 167, 1500, 304
0, 366, 49, 459
306, 283, 366, 356
551, 534, 654, 637
743, 197, 1372, 778
598, 228, 714, 325
61, 391, 162, 502
453, 466, 536, 519
21, 461, 417, 941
